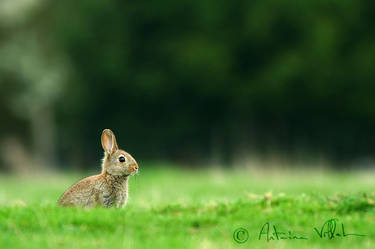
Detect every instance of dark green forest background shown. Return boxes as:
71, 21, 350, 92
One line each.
0, 0, 375, 171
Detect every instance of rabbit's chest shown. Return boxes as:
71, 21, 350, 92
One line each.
100, 180, 128, 207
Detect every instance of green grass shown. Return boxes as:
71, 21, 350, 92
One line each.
0, 165, 375, 249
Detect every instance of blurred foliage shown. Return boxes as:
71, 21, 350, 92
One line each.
1, 0, 375, 168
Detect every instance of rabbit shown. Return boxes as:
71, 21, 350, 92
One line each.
58, 129, 139, 208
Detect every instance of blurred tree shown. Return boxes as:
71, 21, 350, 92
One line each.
1, 0, 375, 169
0, 0, 69, 171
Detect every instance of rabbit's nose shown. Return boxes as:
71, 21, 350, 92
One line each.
130, 163, 138, 171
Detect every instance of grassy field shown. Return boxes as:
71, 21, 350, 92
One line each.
0, 165, 374, 249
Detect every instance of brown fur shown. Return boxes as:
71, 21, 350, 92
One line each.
58, 129, 138, 208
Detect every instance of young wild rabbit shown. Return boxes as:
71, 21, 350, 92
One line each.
58, 129, 139, 208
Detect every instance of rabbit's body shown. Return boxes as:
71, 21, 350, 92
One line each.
58, 173, 129, 208
58, 129, 138, 208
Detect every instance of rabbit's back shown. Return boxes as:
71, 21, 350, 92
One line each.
58, 174, 104, 207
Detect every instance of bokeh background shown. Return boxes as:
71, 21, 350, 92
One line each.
1, 0, 375, 173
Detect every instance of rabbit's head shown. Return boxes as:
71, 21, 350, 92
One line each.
101, 129, 139, 176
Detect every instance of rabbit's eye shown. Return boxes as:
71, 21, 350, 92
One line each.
119, 156, 126, 163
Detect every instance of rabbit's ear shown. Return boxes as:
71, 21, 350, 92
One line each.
101, 129, 118, 154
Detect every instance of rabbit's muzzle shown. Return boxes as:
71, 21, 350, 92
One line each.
129, 163, 139, 175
